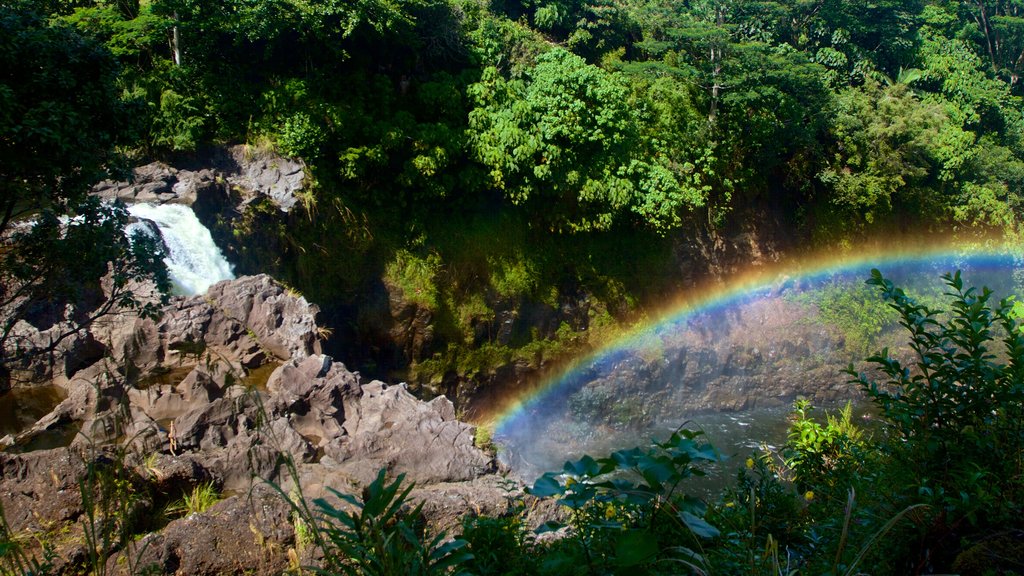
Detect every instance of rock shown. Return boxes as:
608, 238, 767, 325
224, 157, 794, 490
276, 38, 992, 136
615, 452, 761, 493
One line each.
384, 280, 435, 366
325, 381, 496, 485
96, 275, 321, 376
119, 483, 293, 576
92, 147, 305, 216
226, 145, 305, 213
0, 449, 90, 533
266, 355, 356, 448
0, 273, 543, 575
139, 453, 219, 498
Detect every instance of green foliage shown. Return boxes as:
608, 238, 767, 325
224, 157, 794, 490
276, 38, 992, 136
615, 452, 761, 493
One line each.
384, 250, 442, 310
468, 48, 705, 233
706, 454, 804, 575
784, 400, 867, 498
819, 80, 945, 226
488, 253, 540, 299
0, 6, 128, 215
528, 429, 720, 573
792, 283, 898, 356
461, 514, 536, 576
312, 469, 473, 576
164, 482, 220, 518
850, 270, 1024, 523
830, 269, 1024, 571
0, 6, 169, 374
150, 87, 207, 152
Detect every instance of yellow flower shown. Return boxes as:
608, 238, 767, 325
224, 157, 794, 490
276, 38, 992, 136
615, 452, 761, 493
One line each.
745, 457, 755, 469
804, 491, 815, 502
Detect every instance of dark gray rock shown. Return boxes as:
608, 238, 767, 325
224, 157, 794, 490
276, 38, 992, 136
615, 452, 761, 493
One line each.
120, 483, 293, 576
97, 274, 321, 376
92, 146, 305, 215
0, 449, 90, 533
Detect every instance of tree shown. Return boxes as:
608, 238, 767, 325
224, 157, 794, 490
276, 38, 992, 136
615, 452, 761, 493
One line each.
817, 80, 946, 226
954, 0, 1024, 91
467, 48, 706, 233
0, 5, 168, 383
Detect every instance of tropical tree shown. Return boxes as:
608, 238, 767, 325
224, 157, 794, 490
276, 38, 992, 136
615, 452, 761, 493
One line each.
468, 48, 706, 233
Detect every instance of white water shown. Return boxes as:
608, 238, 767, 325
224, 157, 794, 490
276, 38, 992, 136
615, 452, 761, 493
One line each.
126, 203, 234, 295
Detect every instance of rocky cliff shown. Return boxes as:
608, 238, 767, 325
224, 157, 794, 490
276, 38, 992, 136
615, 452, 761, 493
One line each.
0, 274, 545, 575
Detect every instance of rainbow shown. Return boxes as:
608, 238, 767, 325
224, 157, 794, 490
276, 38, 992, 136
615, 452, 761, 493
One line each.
487, 238, 1023, 440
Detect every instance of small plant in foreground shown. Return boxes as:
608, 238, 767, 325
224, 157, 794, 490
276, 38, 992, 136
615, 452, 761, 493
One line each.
301, 469, 472, 576
528, 428, 720, 574
164, 482, 220, 519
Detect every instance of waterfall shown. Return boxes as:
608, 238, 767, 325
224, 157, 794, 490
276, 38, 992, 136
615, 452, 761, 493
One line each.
126, 203, 235, 295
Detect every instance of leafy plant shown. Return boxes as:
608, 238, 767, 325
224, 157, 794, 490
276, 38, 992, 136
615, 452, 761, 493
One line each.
528, 429, 720, 574
784, 400, 867, 496
461, 514, 536, 576
848, 269, 1024, 567
311, 469, 472, 576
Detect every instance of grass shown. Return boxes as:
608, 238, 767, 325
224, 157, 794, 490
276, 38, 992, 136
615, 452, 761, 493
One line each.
383, 249, 441, 310
164, 483, 220, 519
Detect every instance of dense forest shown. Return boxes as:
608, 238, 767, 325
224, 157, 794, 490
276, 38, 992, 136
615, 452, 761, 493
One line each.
5, 0, 1024, 401
6, 0, 1024, 574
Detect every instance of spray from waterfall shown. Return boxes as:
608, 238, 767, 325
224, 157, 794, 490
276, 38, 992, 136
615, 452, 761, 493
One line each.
485, 243, 1024, 480
126, 203, 235, 295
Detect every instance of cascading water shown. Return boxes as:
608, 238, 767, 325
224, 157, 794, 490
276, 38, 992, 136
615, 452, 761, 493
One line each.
126, 203, 235, 296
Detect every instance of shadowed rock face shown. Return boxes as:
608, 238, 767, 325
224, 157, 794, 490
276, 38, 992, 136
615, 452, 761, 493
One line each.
0, 275, 537, 575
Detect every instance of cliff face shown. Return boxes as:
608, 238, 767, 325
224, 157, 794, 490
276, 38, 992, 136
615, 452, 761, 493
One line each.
85, 147, 804, 418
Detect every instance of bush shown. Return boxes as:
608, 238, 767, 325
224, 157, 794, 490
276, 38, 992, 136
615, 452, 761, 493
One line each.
308, 469, 472, 576
528, 429, 721, 574
847, 269, 1024, 568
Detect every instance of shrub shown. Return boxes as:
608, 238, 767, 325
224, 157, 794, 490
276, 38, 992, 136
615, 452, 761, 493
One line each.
848, 269, 1024, 567
528, 429, 721, 574
311, 469, 472, 576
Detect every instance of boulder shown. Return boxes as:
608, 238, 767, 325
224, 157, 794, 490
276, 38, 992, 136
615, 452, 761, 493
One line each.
266, 355, 357, 449
324, 381, 496, 485
226, 145, 305, 213
115, 483, 293, 576
97, 275, 321, 376
92, 146, 305, 215
0, 450, 83, 532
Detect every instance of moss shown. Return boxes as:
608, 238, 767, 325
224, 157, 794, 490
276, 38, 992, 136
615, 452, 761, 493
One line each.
473, 425, 495, 452
452, 292, 494, 343
488, 252, 539, 299
952, 535, 1024, 576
